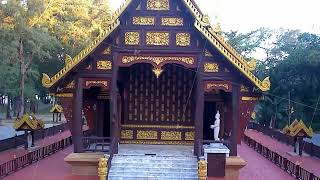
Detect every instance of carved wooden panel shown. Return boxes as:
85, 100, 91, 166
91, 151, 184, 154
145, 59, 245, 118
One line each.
147, 0, 170, 10
161, 17, 183, 26
146, 32, 169, 46
133, 17, 155, 25
176, 33, 191, 46
204, 62, 219, 72
125, 32, 140, 45
126, 64, 195, 125
97, 60, 112, 70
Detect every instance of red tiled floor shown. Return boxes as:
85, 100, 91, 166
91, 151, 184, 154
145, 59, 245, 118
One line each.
245, 129, 320, 177
4, 146, 98, 180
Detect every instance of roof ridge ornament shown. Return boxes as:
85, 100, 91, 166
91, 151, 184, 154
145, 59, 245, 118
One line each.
201, 14, 210, 27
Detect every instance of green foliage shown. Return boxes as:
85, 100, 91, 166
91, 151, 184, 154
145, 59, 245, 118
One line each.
225, 29, 320, 131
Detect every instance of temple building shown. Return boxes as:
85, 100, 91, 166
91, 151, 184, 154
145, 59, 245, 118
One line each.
41, 0, 270, 176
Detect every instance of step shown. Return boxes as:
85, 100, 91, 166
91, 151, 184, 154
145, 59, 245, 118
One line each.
109, 167, 197, 173
108, 172, 198, 179
108, 175, 198, 180
112, 155, 197, 160
110, 163, 198, 169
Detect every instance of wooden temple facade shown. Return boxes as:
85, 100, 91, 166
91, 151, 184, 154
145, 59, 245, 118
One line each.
42, 0, 270, 157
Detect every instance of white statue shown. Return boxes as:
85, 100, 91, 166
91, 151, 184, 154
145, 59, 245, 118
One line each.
210, 111, 220, 141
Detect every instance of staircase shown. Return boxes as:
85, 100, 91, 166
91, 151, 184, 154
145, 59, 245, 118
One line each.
108, 154, 198, 180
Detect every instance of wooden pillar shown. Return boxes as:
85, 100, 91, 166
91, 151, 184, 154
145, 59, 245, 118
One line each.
194, 59, 204, 156
231, 84, 240, 156
72, 78, 84, 153
110, 53, 119, 143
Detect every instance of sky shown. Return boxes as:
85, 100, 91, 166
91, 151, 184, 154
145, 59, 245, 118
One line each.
109, 0, 320, 34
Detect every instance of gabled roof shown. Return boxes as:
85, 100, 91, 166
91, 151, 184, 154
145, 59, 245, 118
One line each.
14, 114, 45, 130
283, 120, 314, 138
42, 0, 270, 92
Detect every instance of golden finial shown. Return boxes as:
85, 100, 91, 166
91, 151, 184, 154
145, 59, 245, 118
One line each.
42, 73, 52, 88
247, 58, 257, 71
198, 159, 207, 180
201, 14, 210, 27
261, 77, 271, 92
65, 54, 72, 65
98, 157, 108, 180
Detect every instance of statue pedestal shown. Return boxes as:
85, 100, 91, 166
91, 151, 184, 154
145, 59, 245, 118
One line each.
64, 153, 107, 175
204, 143, 230, 177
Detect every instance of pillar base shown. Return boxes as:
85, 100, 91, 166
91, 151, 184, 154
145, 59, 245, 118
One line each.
64, 152, 107, 176
225, 156, 246, 178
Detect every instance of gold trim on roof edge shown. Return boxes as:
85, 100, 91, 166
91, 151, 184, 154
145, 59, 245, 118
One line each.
42, 19, 120, 88
182, 0, 257, 71
194, 20, 270, 91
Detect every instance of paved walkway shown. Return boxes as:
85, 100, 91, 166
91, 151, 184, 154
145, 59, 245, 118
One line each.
245, 129, 320, 177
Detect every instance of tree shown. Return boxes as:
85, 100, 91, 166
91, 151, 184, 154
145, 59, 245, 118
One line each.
0, 0, 60, 117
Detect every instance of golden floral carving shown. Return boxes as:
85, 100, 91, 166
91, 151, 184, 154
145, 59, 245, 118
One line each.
85, 81, 108, 88
121, 130, 133, 139
122, 56, 195, 66
204, 49, 213, 57
97, 61, 112, 70
102, 46, 111, 55
121, 124, 195, 129
241, 85, 249, 92
206, 83, 229, 91
176, 33, 191, 46
125, 32, 140, 45
121, 140, 193, 145
161, 131, 182, 140
147, 0, 169, 10
98, 157, 108, 180
146, 32, 169, 46
161, 17, 183, 26
54, 93, 73, 98
137, 130, 158, 140
185, 132, 195, 141
204, 62, 219, 72
65, 81, 75, 89
133, 16, 155, 25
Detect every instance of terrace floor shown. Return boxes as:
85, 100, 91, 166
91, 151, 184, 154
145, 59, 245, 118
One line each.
245, 129, 320, 177
3, 142, 294, 180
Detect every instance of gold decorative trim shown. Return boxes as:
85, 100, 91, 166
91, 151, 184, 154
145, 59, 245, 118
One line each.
121, 130, 133, 139
176, 33, 191, 47
97, 61, 112, 70
161, 131, 182, 140
125, 32, 140, 45
54, 93, 73, 98
204, 62, 219, 72
206, 83, 230, 91
133, 16, 155, 25
65, 81, 75, 89
122, 124, 195, 129
146, 32, 169, 46
122, 56, 195, 66
204, 49, 213, 57
241, 85, 249, 92
41, 20, 120, 88
85, 81, 108, 88
185, 132, 195, 141
102, 46, 111, 55
241, 96, 259, 101
194, 20, 271, 91
120, 140, 193, 145
247, 58, 257, 71
161, 17, 183, 26
137, 130, 158, 140
147, 0, 169, 10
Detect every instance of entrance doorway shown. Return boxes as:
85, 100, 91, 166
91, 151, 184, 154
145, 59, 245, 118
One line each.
203, 101, 216, 140
96, 99, 111, 137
